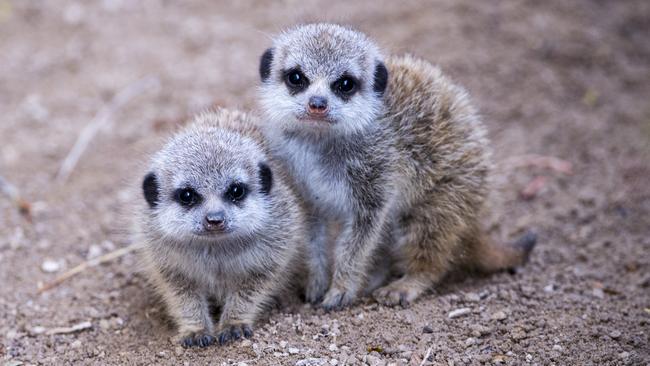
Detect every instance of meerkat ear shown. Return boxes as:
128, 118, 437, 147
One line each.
259, 48, 274, 82
142, 172, 160, 208
258, 163, 273, 194
373, 61, 388, 95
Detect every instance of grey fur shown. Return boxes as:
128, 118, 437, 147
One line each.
136, 109, 306, 346
257, 24, 533, 310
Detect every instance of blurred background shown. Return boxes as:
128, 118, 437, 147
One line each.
1, 1, 648, 364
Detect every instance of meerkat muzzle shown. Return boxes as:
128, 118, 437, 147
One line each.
203, 211, 226, 232
307, 95, 329, 117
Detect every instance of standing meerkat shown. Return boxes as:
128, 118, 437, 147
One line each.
136, 109, 306, 347
257, 23, 536, 309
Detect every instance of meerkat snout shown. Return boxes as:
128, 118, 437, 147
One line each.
308, 95, 328, 116
203, 210, 226, 232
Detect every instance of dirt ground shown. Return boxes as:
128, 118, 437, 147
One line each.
1, 1, 649, 365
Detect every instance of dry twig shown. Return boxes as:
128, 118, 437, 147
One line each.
37, 242, 142, 294
419, 347, 433, 366
56, 76, 160, 183
505, 154, 573, 175
46, 321, 93, 335
520, 175, 548, 200
0, 174, 31, 219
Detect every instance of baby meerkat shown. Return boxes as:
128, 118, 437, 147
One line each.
257, 23, 535, 309
137, 109, 306, 347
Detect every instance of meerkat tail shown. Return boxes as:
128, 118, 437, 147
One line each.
468, 231, 537, 273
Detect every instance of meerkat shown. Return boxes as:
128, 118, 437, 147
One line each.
136, 109, 306, 347
257, 23, 536, 310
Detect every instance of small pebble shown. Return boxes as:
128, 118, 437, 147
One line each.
491, 311, 508, 321
464, 292, 481, 302
552, 344, 563, 352
464, 337, 477, 347
87, 244, 103, 259
241, 339, 252, 347
365, 355, 384, 366
609, 330, 621, 339
448, 308, 471, 318
543, 284, 555, 293
41, 259, 64, 273
469, 324, 492, 337
422, 325, 434, 334
328, 343, 338, 351
288, 347, 300, 354
296, 358, 328, 366
6, 329, 20, 339
525, 354, 533, 362
382, 332, 396, 344
618, 352, 629, 359
592, 288, 605, 299
30, 326, 46, 335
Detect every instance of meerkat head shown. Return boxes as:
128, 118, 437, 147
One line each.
141, 120, 274, 244
258, 23, 388, 136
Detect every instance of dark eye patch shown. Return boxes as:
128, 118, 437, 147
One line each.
224, 182, 248, 203
283, 68, 309, 94
331, 74, 360, 101
173, 187, 201, 208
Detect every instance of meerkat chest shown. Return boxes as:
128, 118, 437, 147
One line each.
279, 138, 352, 217
165, 244, 268, 288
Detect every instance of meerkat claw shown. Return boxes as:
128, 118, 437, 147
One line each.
217, 324, 254, 345
181, 332, 216, 348
321, 288, 354, 311
242, 324, 254, 339
305, 281, 328, 305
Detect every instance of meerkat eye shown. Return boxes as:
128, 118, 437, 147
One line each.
284, 69, 309, 93
225, 183, 247, 203
174, 188, 200, 207
332, 75, 358, 98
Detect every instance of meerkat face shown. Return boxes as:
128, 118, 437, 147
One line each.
142, 128, 274, 244
259, 23, 388, 137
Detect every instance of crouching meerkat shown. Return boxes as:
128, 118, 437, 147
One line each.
257, 23, 536, 309
136, 109, 306, 347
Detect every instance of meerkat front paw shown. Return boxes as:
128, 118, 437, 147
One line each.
180, 331, 216, 348
305, 275, 329, 304
320, 286, 357, 311
373, 276, 427, 307
217, 324, 254, 345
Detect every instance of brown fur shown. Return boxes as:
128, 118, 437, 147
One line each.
257, 24, 535, 309
373, 55, 534, 305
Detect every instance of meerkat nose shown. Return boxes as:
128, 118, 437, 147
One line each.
308, 96, 328, 115
204, 211, 226, 231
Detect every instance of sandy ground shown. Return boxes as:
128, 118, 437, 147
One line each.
1, 1, 649, 365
